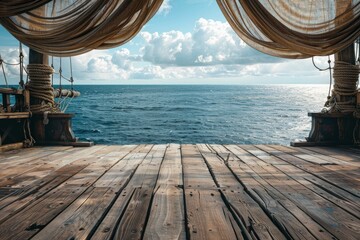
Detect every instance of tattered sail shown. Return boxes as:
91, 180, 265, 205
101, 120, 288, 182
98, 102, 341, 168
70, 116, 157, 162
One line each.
217, 0, 360, 58
1, 0, 359, 58
0, 0, 164, 56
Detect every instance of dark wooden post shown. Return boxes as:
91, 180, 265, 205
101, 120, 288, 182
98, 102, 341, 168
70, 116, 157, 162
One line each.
29, 49, 49, 65
292, 2, 358, 146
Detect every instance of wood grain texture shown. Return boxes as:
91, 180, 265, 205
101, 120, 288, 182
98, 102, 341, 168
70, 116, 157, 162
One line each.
198, 144, 286, 240
143, 144, 186, 240
181, 144, 242, 240
0, 144, 358, 239
237, 145, 360, 240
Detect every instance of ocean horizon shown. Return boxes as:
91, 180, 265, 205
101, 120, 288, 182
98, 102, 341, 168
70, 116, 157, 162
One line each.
56, 84, 330, 145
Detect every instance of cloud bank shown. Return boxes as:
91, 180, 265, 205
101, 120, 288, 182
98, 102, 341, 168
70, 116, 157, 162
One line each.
1, 18, 330, 84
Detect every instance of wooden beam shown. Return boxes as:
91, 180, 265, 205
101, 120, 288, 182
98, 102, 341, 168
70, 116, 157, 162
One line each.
29, 49, 48, 65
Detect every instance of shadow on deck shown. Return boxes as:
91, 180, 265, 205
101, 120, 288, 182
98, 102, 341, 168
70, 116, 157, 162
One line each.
0, 144, 359, 239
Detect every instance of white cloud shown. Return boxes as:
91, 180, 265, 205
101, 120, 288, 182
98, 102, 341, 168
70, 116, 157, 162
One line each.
158, 0, 172, 15
140, 18, 283, 67
0, 18, 331, 84
0, 47, 28, 84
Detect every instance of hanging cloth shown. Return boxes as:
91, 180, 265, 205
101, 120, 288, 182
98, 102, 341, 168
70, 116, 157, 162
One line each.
0, 0, 163, 56
217, 0, 360, 58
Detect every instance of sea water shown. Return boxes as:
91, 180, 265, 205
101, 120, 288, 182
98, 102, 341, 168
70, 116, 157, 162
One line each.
64, 84, 328, 145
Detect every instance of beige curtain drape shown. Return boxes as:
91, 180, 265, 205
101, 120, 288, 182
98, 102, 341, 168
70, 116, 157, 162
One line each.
0, 0, 163, 56
0, 0, 52, 17
217, 0, 360, 58
1, 0, 359, 58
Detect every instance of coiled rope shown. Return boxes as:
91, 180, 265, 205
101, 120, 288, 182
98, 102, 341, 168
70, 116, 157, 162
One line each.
324, 61, 360, 113
26, 64, 60, 113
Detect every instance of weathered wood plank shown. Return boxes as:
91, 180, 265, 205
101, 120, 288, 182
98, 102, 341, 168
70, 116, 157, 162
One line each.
198, 144, 286, 240
238, 145, 360, 240
0, 145, 138, 239
143, 143, 186, 240
256, 145, 360, 215
111, 145, 167, 240
31, 146, 142, 240
270, 145, 360, 197
0, 146, 103, 189
223, 144, 337, 240
90, 145, 167, 240
304, 146, 360, 165
181, 144, 242, 240
276, 145, 360, 181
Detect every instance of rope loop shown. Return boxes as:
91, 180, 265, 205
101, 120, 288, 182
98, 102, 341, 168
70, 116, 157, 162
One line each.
323, 61, 360, 113
26, 64, 60, 114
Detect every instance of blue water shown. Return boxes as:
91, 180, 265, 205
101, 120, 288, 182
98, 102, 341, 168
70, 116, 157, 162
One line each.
63, 84, 328, 145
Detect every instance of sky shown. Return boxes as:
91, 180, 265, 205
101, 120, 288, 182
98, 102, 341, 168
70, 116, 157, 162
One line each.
0, 0, 332, 85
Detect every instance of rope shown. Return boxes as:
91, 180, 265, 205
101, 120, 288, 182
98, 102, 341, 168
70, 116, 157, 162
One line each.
312, 56, 332, 97
23, 119, 35, 147
19, 42, 24, 89
0, 57, 8, 87
51, 56, 54, 86
324, 61, 360, 113
26, 64, 60, 113
70, 57, 74, 90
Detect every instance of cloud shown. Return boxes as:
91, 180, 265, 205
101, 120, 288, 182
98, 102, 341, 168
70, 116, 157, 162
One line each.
0, 18, 331, 84
0, 47, 28, 84
158, 0, 172, 15
140, 18, 283, 67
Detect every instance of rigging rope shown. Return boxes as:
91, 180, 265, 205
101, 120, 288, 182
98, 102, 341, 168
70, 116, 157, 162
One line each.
312, 56, 333, 98
26, 64, 60, 113
0, 55, 9, 87
324, 61, 360, 113
70, 57, 73, 90
19, 42, 24, 88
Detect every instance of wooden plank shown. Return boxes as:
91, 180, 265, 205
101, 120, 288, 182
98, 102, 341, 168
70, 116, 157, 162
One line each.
278, 146, 360, 181
31, 145, 146, 240
0, 145, 138, 239
254, 145, 360, 218
181, 144, 243, 240
182, 144, 217, 190
198, 144, 286, 240
143, 143, 186, 240
2, 94, 11, 112
0, 146, 97, 189
270, 145, 360, 197
0, 151, 77, 186
0, 142, 24, 152
304, 146, 360, 165
237, 145, 360, 240
0, 146, 109, 212
257, 145, 360, 205
111, 145, 167, 240
0, 88, 24, 95
291, 146, 359, 166
222, 145, 338, 240
90, 144, 165, 240
0, 112, 30, 119
35, 141, 94, 147
0, 146, 73, 167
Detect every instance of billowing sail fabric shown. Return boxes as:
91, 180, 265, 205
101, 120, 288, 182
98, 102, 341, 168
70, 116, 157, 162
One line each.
0, 0, 163, 56
217, 0, 360, 58
0, 0, 52, 16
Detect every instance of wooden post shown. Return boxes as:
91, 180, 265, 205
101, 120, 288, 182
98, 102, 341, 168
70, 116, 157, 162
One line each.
29, 49, 49, 65
292, 1, 358, 146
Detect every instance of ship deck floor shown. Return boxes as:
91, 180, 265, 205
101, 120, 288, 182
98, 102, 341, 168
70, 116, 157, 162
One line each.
0, 144, 359, 240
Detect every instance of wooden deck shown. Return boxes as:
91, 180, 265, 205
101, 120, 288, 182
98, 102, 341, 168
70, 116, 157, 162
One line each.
0, 144, 359, 239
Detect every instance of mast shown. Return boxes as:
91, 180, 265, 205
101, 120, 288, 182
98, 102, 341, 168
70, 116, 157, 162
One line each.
293, 1, 359, 146
334, 0, 357, 110
29, 49, 49, 65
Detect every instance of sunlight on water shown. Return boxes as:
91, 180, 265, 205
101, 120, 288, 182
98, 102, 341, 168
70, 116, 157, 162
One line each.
66, 84, 329, 145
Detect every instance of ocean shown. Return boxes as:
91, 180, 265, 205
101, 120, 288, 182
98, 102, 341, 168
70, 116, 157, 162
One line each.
63, 84, 329, 145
